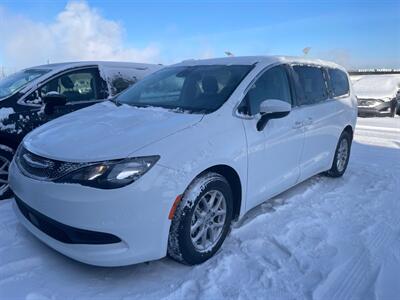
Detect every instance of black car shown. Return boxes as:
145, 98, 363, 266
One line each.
0, 61, 162, 199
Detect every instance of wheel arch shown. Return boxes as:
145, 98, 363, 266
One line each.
198, 164, 243, 221
0, 133, 19, 151
343, 124, 354, 141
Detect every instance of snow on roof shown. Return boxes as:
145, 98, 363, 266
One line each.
174, 55, 346, 70
175, 56, 268, 66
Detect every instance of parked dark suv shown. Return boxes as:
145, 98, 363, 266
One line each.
0, 61, 162, 199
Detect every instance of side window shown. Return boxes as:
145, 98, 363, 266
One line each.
24, 90, 42, 105
39, 69, 99, 103
244, 65, 292, 115
106, 69, 139, 96
293, 65, 328, 105
110, 75, 137, 95
328, 68, 349, 97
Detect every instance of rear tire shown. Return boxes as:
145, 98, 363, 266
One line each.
168, 172, 233, 265
0, 145, 15, 200
326, 131, 351, 178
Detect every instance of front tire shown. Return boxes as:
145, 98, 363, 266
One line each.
326, 131, 351, 177
168, 172, 233, 265
0, 145, 14, 200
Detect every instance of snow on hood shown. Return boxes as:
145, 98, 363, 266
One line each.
23, 101, 203, 162
353, 76, 400, 100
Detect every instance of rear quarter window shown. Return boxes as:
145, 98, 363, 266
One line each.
99, 66, 151, 96
328, 68, 349, 97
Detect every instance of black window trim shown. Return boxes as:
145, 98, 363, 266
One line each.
235, 62, 295, 117
17, 65, 105, 107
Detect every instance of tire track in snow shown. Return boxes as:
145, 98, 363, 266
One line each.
309, 151, 400, 300
0, 257, 42, 285
314, 247, 373, 299
314, 205, 400, 300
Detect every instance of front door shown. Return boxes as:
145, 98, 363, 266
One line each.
23, 67, 108, 131
240, 64, 305, 210
42, 67, 107, 121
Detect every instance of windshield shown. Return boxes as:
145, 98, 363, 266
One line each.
0, 68, 50, 99
115, 64, 253, 113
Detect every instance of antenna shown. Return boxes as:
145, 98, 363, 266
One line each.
224, 51, 234, 57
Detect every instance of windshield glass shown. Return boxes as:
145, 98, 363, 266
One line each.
115, 64, 253, 113
0, 69, 50, 99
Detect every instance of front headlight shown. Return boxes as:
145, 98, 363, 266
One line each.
55, 156, 160, 189
358, 99, 382, 107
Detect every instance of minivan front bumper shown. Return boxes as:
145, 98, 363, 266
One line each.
9, 159, 179, 266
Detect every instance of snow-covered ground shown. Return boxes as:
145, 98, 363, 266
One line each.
1, 116, 399, 300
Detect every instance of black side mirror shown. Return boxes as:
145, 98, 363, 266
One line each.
43, 92, 67, 115
257, 99, 291, 131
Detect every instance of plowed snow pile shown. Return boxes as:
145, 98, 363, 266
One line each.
1, 116, 399, 300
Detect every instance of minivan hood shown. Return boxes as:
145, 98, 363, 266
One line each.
24, 101, 203, 162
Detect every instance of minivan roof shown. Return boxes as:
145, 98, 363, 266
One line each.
175, 55, 346, 71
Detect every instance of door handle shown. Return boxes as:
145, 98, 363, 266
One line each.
303, 117, 313, 126
292, 121, 303, 129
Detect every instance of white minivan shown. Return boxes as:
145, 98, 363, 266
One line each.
9, 56, 357, 266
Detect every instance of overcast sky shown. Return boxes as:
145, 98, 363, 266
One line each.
0, 0, 399, 70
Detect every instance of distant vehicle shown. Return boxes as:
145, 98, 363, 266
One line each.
353, 75, 400, 117
0, 61, 162, 199
9, 56, 357, 266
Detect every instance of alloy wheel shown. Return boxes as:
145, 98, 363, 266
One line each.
336, 138, 349, 172
190, 190, 227, 252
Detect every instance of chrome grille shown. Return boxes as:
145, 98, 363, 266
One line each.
16, 147, 87, 181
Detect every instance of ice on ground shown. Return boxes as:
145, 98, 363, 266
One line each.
0, 116, 399, 300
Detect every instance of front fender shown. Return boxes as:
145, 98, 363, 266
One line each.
132, 113, 248, 212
